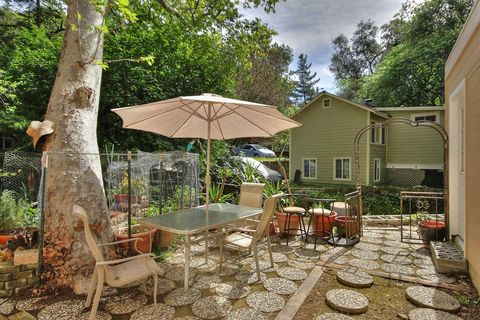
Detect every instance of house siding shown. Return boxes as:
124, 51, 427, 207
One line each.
290, 95, 368, 185
445, 0, 480, 292
384, 110, 445, 168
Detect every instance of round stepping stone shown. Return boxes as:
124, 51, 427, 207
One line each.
381, 264, 415, 275
294, 248, 321, 259
287, 258, 316, 270
304, 243, 328, 252
262, 252, 288, 263
416, 268, 437, 276
279, 239, 303, 247
315, 314, 354, 320
348, 258, 379, 270
384, 240, 410, 249
263, 277, 298, 295
276, 267, 308, 281
215, 281, 251, 299
77, 311, 111, 320
190, 257, 218, 272
355, 242, 380, 251
235, 270, 267, 284
249, 260, 276, 272
218, 263, 240, 276
361, 237, 384, 244
405, 286, 461, 312
164, 288, 202, 307
192, 296, 232, 319
246, 291, 285, 312
165, 267, 197, 284
166, 252, 185, 264
16, 297, 50, 311
238, 256, 255, 265
0, 299, 14, 315
411, 248, 431, 259
380, 246, 409, 256
226, 307, 267, 320
384, 233, 401, 240
336, 269, 373, 288
362, 232, 384, 238
130, 304, 175, 320
413, 258, 434, 268
325, 289, 368, 314
272, 244, 295, 254
194, 275, 222, 289
104, 292, 147, 314
380, 254, 411, 265
408, 308, 463, 320
350, 249, 379, 260
37, 299, 84, 320
145, 278, 177, 295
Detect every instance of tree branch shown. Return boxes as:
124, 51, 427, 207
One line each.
157, 0, 187, 24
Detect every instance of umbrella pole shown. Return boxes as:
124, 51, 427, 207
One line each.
205, 120, 211, 208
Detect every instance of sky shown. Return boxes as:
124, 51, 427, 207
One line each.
241, 0, 417, 93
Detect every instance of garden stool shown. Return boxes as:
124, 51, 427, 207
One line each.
281, 206, 307, 245
306, 208, 337, 249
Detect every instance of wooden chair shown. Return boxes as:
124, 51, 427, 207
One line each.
218, 195, 279, 281
73, 205, 163, 320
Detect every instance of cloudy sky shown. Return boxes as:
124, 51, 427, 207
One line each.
241, 0, 416, 93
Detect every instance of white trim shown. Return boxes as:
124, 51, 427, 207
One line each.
292, 91, 388, 119
374, 158, 381, 182
386, 163, 444, 170
446, 0, 480, 77
370, 120, 386, 145
366, 113, 370, 186
333, 157, 352, 181
410, 111, 440, 124
302, 158, 317, 179
375, 106, 445, 112
323, 98, 331, 108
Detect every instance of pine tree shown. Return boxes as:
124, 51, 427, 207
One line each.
292, 53, 320, 105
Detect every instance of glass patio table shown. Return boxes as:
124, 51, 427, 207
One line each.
140, 203, 263, 289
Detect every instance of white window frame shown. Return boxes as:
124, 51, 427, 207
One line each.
333, 157, 351, 181
411, 112, 440, 124
302, 158, 317, 179
374, 158, 381, 182
370, 121, 385, 145
323, 98, 331, 108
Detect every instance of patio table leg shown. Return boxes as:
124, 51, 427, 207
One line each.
185, 235, 191, 290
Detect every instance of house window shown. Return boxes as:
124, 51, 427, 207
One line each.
303, 159, 317, 179
413, 113, 438, 123
334, 158, 351, 180
323, 99, 331, 108
371, 122, 385, 144
374, 159, 381, 182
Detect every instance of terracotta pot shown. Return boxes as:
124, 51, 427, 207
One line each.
276, 211, 300, 235
0, 228, 38, 248
0, 230, 15, 246
312, 212, 337, 236
153, 229, 173, 249
417, 221, 445, 244
269, 221, 277, 236
335, 216, 358, 238
115, 225, 156, 254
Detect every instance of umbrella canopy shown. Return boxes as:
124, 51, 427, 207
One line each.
112, 93, 301, 206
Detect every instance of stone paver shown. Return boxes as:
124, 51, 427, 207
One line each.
246, 291, 285, 313
164, 288, 202, 307
263, 277, 298, 295
276, 267, 308, 281
130, 304, 175, 320
336, 269, 373, 288
406, 286, 461, 312
326, 289, 368, 314
225, 308, 267, 320
408, 308, 463, 320
315, 314, 354, 320
192, 296, 232, 319
348, 258, 380, 270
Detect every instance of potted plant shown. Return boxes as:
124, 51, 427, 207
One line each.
113, 172, 147, 211
0, 191, 39, 248
114, 218, 156, 254
415, 211, 446, 244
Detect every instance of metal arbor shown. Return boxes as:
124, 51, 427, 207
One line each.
353, 117, 449, 240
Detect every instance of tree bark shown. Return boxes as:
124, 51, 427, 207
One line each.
42, 0, 111, 294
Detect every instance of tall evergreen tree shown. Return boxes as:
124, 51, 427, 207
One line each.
292, 53, 319, 105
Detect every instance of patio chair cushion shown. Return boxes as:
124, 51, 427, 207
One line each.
283, 206, 306, 214
308, 208, 333, 216
223, 232, 253, 248
105, 257, 162, 287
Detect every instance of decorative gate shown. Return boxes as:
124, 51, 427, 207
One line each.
353, 117, 448, 242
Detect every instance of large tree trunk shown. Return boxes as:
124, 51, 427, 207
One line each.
42, 0, 111, 294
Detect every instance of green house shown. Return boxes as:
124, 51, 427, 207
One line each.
289, 92, 445, 187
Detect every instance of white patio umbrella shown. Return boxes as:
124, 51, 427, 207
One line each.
112, 93, 301, 207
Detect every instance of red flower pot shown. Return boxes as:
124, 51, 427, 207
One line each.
335, 216, 358, 238
312, 212, 337, 236
418, 221, 446, 244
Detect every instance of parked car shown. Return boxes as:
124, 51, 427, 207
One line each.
234, 144, 276, 157
232, 156, 283, 182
